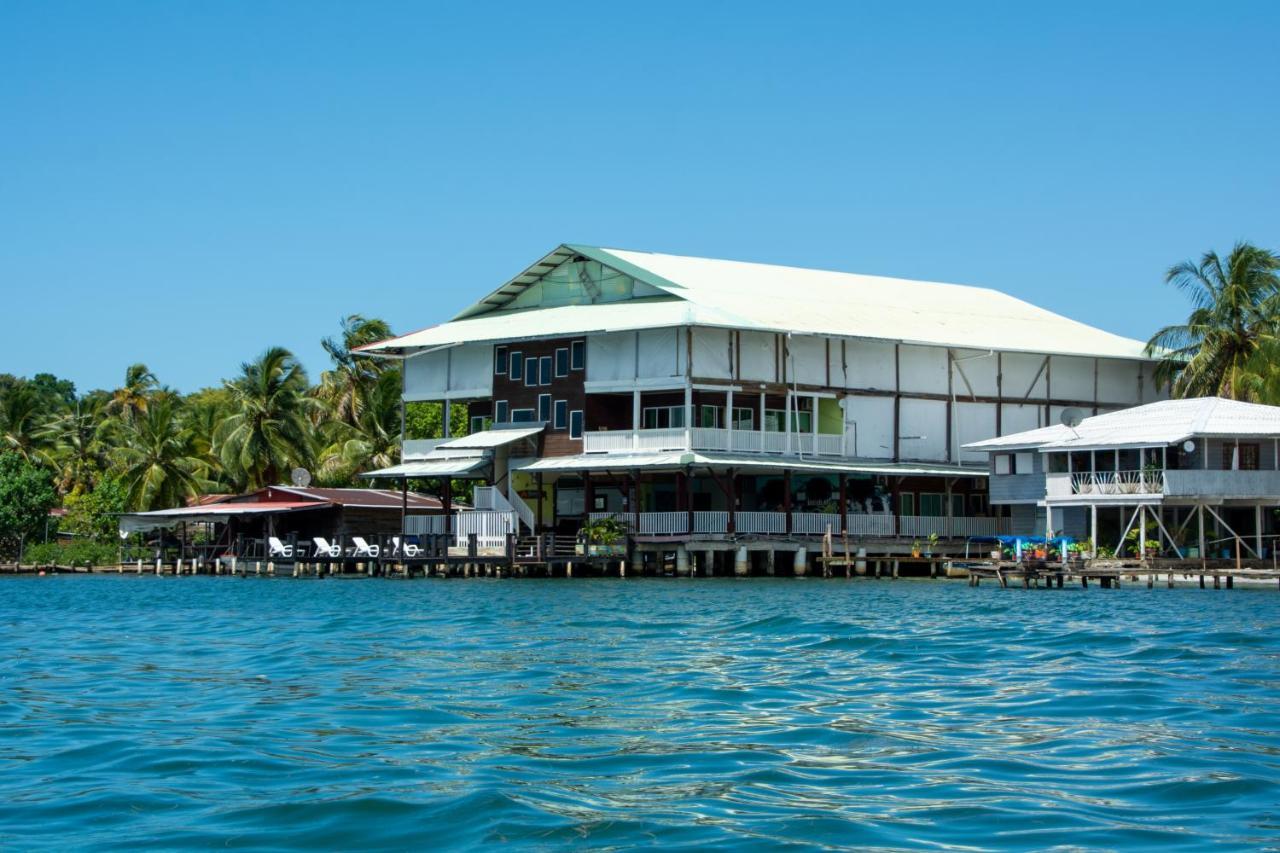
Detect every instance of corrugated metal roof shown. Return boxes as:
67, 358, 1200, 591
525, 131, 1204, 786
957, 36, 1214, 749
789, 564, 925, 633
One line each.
965, 397, 1280, 452
362, 244, 1153, 361
438, 425, 544, 450
360, 457, 489, 478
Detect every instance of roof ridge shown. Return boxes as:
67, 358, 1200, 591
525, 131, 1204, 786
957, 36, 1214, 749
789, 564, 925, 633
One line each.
1189, 397, 1222, 434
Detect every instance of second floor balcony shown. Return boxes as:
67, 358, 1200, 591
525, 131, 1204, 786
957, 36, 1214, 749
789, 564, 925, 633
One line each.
1045, 468, 1280, 501
584, 426, 849, 458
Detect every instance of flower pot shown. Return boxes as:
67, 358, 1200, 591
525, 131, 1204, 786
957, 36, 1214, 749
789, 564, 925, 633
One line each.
911, 549, 921, 558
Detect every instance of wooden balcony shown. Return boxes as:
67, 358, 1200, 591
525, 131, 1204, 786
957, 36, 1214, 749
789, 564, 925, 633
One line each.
583, 427, 848, 457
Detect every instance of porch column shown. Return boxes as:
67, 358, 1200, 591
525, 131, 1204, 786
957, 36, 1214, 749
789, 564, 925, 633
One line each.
1256, 504, 1264, 559
1198, 504, 1206, 559
442, 399, 451, 438
1090, 503, 1098, 554
785, 390, 793, 454
838, 474, 848, 524
535, 472, 544, 532
684, 468, 695, 536
684, 383, 693, 451
632, 390, 641, 451
945, 478, 953, 540
400, 475, 408, 535
783, 469, 793, 534
759, 392, 766, 447
442, 478, 453, 535
583, 473, 594, 520
726, 469, 737, 534
726, 388, 734, 452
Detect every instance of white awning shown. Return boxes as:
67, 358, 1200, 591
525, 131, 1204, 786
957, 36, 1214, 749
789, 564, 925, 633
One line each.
516, 452, 986, 478
360, 456, 489, 478
119, 501, 329, 533
438, 425, 544, 450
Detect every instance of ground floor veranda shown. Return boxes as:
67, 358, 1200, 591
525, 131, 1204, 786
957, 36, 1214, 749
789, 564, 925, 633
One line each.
1042, 498, 1280, 560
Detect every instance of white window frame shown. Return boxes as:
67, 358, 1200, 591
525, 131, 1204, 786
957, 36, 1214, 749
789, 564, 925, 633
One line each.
569, 409, 584, 439
494, 346, 508, 375
553, 399, 568, 430
554, 347, 569, 378
570, 340, 585, 371
511, 408, 536, 423
539, 355, 553, 386
469, 415, 492, 434
508, 351, 522, 381
494, 400, 509, 423
537, 393, 551, 423
524, 357, 537, 387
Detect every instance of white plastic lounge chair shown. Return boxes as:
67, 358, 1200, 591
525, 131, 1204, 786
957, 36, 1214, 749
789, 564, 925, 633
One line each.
268, 536, 293, 558
312, 537, 342, 558
352, 536, 380, 558
392, 536, 421, 558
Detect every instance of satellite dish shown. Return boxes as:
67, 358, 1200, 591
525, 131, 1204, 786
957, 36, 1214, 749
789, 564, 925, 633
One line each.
1060, 408, 1085, 429
290, 467, 312, 487
1183, 440, 1196, 453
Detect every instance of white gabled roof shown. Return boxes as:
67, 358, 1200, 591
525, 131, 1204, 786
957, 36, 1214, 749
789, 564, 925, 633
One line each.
965, 398, 1280, 452
360, 244, 1154, 361
438, 425, 544, 449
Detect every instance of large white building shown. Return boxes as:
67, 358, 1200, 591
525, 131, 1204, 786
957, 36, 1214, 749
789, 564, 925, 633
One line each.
360, 244, 1161, 545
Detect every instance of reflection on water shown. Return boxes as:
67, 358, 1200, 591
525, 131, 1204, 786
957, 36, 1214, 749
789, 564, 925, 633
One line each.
1, 576, 1279, 849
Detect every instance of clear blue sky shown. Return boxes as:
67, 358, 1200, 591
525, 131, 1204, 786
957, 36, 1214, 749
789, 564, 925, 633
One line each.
2, 1, 1277, 393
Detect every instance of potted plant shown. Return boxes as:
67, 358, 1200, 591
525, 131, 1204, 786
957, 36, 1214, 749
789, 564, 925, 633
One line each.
1066, 540, 1089, 567
577, 517, 628, 557
925, 532, 939, 557
911, 539, 922, 558
1142, 538, 1160, 560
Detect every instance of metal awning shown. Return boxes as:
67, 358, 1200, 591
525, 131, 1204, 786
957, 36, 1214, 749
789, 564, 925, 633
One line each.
119, 501, 330, 533
516, 451, 986, 478
360, 456, 489, 478
438, 425, 544, 450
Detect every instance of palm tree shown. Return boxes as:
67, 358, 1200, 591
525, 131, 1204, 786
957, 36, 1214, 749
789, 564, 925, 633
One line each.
0, 382, 47, 461
107, 363, 158, 421
316, 315, 394, 427
113, 397, 210, 510
216, 347, 315, 490
316, 369, 401, 485
37, 396, 110, 494
1146, 242, 1280, 400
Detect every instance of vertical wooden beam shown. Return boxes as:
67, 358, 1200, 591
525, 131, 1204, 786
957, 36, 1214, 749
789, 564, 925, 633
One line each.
726, 469, 737, 534
783, 469, 793, 534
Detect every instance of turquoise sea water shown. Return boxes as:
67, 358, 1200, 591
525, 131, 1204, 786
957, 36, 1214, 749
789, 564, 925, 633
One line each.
2, 576, 1279, 850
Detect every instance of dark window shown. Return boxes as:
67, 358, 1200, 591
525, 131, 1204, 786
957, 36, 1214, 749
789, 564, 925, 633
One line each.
554, 348, 569, 377
538, 394, 551, 422
494, 346, 508, 375
511, 408, 536, 423
553, 400, 568, 430
539, 356, 552, 386
570, 340, 585, 370
524, 357, 537, 387
508, 351, 522, 381
569, 409, 584, 439
469, 415, 491, 434
899, 492, 915, 516
494, 400, 509, 423
1224, 443, 1260, 470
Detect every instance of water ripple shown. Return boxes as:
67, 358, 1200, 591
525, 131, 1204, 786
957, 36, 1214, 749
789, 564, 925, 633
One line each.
1, 576, 1279, 849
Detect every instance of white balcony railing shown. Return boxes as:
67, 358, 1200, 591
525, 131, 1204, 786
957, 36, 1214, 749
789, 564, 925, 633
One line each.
583, 427, 846, 457
1068, 470, 1164, 496
636, 511, 689, 536
608, 511, 1008, 539
845, 513, 895, 537
791, 512, 843, 535
693, 511, 730, 534
734, 511, 788, 534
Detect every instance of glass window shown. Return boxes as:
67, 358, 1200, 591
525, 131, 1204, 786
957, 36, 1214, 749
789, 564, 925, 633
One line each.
569, 409, 584, 439
469, 415, 492, 434
494, 400, 509, 423
554, 348, 569, 378
919, 493, 944, 517
570, 340, 585, 370
952, 494, 966, 517
553, 400, 568, 430
899, 492, 915, 516
994, 454, 1012, 475
764, 409, 785, 432
538, 394, 551, 422
511, 408, 535, 423
539, 356, 552, 386
698, 405, 720, 428
643, 406, 686, 429
1224, 443, 1260, 470
494, 346, 507, 375
524, 357, 537, 387
508, 351, 522, 381
732, 407, 754, 430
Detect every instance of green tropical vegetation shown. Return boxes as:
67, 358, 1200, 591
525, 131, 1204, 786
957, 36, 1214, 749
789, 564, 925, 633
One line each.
0, 315, 465, 560
1147, 242, 1280, 400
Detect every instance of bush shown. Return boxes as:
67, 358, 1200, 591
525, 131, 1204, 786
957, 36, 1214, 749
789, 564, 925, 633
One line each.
24, 540, 121, 567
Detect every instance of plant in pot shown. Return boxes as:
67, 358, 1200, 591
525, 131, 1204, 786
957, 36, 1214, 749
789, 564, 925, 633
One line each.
911, 539, 922, 558
925, 532, 939, 557
1066, 540, 1089, 566
578, 517, 628, 556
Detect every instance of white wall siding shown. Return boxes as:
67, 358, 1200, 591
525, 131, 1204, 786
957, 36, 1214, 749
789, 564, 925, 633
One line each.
844, 395, 894, 459
1002, 352, 1049, 400
1097, 358, 1140, 404
1048, 355, 1094, 401
404, 349, 449, 400
953, 401, 997, 463
637, 328, 685, 379
843, 340, 896, 390
587, 331, 636, 382
949, 349, 999, 397
787, 335, 827, 385
448, 344, 493, 394
898, 345, 949, 395
738, 330, 776, 382
691, 327, 733, 379
898, 397, 947, 461
1001, 402, 1042, 435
